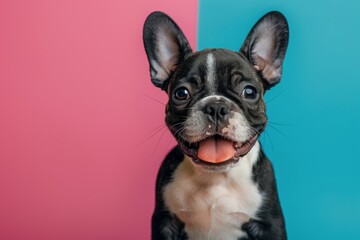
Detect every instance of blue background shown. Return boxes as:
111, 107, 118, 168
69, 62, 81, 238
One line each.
199, 0, 360, 239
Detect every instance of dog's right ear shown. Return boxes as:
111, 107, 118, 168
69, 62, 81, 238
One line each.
240, 11, 289, 90
143, 12, 192, 90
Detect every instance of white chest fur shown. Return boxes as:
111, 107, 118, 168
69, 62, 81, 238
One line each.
163, 142, 263, 240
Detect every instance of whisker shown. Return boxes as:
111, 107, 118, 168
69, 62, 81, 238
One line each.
262, 130, 274, 152
174, 127, 186, 139
142, 93, 166, 106
268, 121, 294, 127
152, 127, 168, 157
165, 134, 176, 151
145, 123, 167, 136
168, 125, 185, 138
267, 124, 288, 138
137, 125, 167, 147
250, 127, 261, 136
168, 122, 183, 130
265, 90, 286, 105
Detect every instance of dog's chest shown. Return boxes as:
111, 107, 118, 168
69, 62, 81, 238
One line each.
163, 151, 262, 240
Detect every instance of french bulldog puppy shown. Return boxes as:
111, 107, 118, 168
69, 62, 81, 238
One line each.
143, 11, 289, 240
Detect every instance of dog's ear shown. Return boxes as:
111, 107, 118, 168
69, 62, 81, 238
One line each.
143, 12, 192, 90
240, 11, 289, 90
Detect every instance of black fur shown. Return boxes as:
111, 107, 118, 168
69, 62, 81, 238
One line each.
151, 147, 187, 240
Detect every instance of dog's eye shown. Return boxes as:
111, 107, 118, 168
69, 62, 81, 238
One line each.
174, 87, 190, 101
242, 85, 258, 100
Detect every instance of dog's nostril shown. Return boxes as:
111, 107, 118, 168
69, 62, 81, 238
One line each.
219, 106, 229, 117
205, 105, 216, 116
204, 103, 230, 121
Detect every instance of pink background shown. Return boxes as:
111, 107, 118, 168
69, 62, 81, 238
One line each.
0, 1, 197, 239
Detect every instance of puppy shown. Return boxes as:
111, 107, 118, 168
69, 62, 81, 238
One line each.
143, 11, 289, 240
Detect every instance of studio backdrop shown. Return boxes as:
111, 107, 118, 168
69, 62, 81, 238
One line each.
1, 0, 359, 239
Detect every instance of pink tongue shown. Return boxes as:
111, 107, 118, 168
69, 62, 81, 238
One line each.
197, 138, 235, 163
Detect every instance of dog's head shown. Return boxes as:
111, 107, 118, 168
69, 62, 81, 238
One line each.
143, 11, 289, 171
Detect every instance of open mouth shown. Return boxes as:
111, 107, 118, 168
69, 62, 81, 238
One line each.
179, 134, 259, 168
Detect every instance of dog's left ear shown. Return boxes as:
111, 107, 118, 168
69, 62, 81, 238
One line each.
143, 12, 193, 90
240, 11, 289, 90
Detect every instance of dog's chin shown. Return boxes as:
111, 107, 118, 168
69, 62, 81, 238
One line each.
191, 157, 240, 172
178, 134, 259, 172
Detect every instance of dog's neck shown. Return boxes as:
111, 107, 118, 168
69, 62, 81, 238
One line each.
163, 141, 262, 239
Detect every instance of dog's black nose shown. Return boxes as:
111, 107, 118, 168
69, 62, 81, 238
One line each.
204, 102, 230, 122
